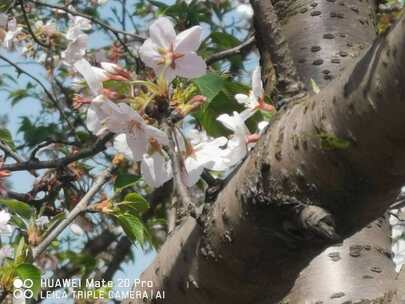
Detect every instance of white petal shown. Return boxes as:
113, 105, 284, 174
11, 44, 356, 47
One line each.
141, 153, 172, 188
174, 53, 206, 79
240, 108, 256, 121
217, 113, 235, 131
125, 134, 148, 161
62, 34, 88, 64
235, 94, 250, 107
252, 66, 264, 99
258, 121, 269, 133
175, 26, 203, 53
91, 66, 109, 82
74, 59, 102, 95
163, 67, 177, 83
70, 223, 84, 236
0, 210, 10, 225
139, 38, 162, 70
144, 125, 169, 146
218, 111, 250, 136
73, 16, 92, 31
100, 62, 120, 73
149, 17, 176, 49
86, 102, 110, 135
113, 134, 135, 160
222, 136, 247, 167
103, 102, 144, 134
184, 157, 205, 187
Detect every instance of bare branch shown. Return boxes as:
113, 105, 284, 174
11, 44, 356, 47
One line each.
19, 0, 50, 48
3, 133, 113, 172
28, 0, 145, 42
32, 165, 114, 259
0, 139, 38, 177
206, 36, 256, 65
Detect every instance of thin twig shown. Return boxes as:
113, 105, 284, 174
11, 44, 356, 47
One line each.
0, 54, 76, 131
0, 140, 38, 177
3, 133, 113, 172
28, 0, 145, 42
32, 165, 114, 259
19, 0, 50, 48
206, 35, 256, 64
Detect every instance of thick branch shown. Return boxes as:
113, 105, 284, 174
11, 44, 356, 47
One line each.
125, 12, 405, 304
250, 0, 306, 105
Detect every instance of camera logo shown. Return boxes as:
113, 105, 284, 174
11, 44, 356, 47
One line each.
13, 278, 34, 299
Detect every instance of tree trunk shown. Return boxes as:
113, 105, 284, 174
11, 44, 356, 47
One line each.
125, 1, 405, 303
258, 1, 398, 303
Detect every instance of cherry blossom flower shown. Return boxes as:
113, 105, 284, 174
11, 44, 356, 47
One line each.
62, 15, 91, 65
0, 210, 13, 234
235, 66, 274, 120
183, 135, 229, 186
66, 16, 92, 40
3, 18, 22, 50
217, 111, 251, 167
106, 102, 169, 161
34, 20, 57, 37
141, 144, 172, 189
86, 95, 115, 136
100, 62, 132, 81
74, 59, 109, 95
139, 17, 206, 82
62, 33, 88, 65
74, 59, 132, 96
73, 61, 119, 134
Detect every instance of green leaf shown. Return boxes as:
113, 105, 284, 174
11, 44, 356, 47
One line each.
103, 80, 131, 96
114, 173, 139, 192
210, 31, 240, 49
194, 73, 227, 102
114, 213, 145, 245
119, 193, 150, 214
0, 199, 34, 219
310, 78, 320, 94
10, 215, 27, 230
15, 237, 28, 264
0, 128, 15, 151
15, 263, 41, 299
18, 117, 61, 147
318, 133, 351, 150
194, 91, 242, 137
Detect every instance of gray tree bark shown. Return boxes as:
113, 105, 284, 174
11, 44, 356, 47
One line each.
125, 1, 405, 303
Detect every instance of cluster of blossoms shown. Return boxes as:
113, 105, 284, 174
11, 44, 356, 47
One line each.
71, 16, 273, 188
0, 13, 22, 50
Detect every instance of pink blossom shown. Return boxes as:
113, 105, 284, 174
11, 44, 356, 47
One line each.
139, 17, 206, 82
